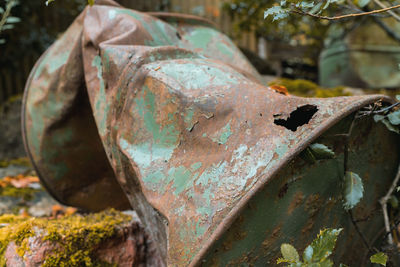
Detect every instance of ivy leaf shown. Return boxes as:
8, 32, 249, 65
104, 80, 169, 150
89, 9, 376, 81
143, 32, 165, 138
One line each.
343, 172, 364, 210
280, 243, 300, 263
370, 252, 388, 266
309, 143, 335, 159
88, 0, 95, 6
304, 228, 342, 262
388, 110, 400, 125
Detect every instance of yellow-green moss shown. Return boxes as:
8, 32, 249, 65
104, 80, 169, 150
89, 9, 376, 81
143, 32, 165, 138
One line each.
0, 157, 31, 168
269, 78, 351, 98
0, 209, 132, 267
0, 186, 38, 201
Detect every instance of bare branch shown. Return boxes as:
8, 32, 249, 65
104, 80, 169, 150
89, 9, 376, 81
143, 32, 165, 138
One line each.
292, 3, 400, 20
379, 162, 400, 245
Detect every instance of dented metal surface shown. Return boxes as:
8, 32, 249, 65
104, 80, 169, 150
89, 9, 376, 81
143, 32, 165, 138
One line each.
22, 1, 399, 266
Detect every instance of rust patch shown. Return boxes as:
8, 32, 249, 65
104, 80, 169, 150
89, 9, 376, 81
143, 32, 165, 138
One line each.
288, 192, 305, 215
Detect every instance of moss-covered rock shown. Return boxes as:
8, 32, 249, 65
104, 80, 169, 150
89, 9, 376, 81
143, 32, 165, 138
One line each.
0, 209, 147, 266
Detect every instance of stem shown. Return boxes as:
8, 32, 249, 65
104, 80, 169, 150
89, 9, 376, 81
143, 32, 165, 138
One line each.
349, 210, 376, 253
292, 3, 400, 20
0, 0, 16, 35
379, 162, 400, 245
342, 114, 376, 252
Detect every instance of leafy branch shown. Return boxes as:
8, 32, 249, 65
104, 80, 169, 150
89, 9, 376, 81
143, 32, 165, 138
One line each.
0, 0, 19, 44
264, 0, 400, 22
291, 3, 400, 21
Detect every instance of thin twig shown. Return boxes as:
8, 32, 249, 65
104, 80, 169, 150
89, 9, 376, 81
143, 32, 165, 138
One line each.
349, 210, 377, 253
0, 0, 15, 34
343, 114, 357, 174
341, 114, 377, 252
373, 0, 400, 22
292, 3, 400, 20
379, 162, 400, 245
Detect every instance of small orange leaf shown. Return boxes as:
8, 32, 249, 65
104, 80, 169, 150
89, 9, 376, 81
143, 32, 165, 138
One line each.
270, 85, 289, 96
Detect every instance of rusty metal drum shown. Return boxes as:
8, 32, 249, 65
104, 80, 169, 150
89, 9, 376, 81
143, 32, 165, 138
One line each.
320, 17, 400, 89
22, 1, 400, 266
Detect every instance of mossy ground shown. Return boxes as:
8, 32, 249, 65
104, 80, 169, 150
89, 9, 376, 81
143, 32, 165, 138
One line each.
269, 78, 351, 98
0, 158, 31, 168
270, 78, 400, 98
0, 209, 132, 267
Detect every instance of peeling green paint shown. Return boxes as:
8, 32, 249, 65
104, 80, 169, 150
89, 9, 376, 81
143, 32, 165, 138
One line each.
148, 60, 241, 90
110, 8, 177, 46
211, 121, 233, 145
216, 42, 234, 58
91, 55, 109, 136
184, 27, 213, 51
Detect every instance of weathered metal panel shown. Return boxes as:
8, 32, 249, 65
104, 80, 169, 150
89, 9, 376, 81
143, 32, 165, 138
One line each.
22, 1, 399, 266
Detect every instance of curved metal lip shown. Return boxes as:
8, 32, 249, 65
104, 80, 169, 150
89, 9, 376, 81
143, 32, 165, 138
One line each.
21, 46, 69, 207
320, 43, 400, 60
147, 12, 218, 29
190, 94, 393, 266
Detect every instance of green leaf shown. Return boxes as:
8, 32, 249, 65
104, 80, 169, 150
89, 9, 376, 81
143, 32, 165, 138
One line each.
396, 95, 400, 102
264, 6, 289, 21
357, 0, 371, 8
373, 114, 385, 122
2, 24, 14, 30
388, 110, 400, 125
280, 243, 300, 263
0, 39, 5, 45
0, 7, 4, 13
6, 16, 20, 23
303, 245, 313, 263
88, 0, 95, 6
381, 119, 400, 134
45, 0, 55, 6
309, 143, 335, 159
300, 147, 316, 164
389, 195, 398, 209
304, 228, 342, 262
370, 252, 388, 266
343, 172, 364, 210
397, 186, 400, 192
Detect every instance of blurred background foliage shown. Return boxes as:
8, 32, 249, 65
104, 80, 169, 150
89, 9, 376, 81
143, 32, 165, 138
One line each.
1, 0, 400, 104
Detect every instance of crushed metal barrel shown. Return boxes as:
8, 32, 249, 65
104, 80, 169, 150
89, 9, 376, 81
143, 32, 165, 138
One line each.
22, 0, 400, 266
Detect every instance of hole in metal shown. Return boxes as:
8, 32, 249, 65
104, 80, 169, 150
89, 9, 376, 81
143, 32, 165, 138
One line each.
273, 104, 318, 131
